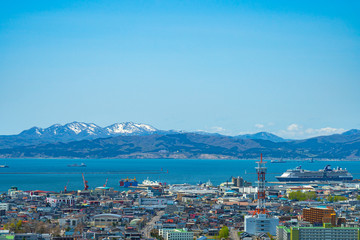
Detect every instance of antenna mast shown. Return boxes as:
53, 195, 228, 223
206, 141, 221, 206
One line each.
254, 153, 267, 215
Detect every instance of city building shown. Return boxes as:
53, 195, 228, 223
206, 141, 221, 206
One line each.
46, 194, 75, 207
0, 203, 9, 211
277, 223, 360, 240
303, 206, 346, 226
245, 214, 279, 236
159, 229, 194, 240
276, 226, 290, 240
232, 176, 251, 187
93, 214, 122, 227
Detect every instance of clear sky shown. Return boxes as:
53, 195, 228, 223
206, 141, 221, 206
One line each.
0, 0, 359, 139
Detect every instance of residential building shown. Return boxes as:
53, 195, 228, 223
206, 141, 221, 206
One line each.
159, 229, 194, 240
277, 223, 360, 240
245, 214, 279, 236
303, 207, 343, 226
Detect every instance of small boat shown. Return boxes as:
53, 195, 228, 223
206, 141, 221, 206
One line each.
67, 163, 86, 167
0, 164, 9, 168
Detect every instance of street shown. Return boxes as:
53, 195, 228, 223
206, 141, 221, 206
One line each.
141, 210, 164, 238
229, 227, 239, 240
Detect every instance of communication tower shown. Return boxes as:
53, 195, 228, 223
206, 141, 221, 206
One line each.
244, 154, 279, 236
254, 153, 267, 215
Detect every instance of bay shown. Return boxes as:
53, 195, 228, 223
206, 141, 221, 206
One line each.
0, 158, 359, 192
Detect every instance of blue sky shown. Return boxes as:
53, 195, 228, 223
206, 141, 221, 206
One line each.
0, 0, 359, 139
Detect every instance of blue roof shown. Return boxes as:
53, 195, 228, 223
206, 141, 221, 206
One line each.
65, 231, 74, 236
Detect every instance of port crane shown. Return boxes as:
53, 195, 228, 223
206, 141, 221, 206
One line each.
103, 178, 108, 187
82, 173, 89, 190
64, 180, 69, 192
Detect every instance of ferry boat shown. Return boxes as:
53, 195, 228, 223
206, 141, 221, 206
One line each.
276, 165, 353, 182
139, 178, 161, 187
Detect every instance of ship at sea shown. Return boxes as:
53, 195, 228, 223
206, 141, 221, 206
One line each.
276, 165, 353, 182
271, 159, 286, 163
138, 178, 161, 187
0, 164, 9, 168
119, 177, 138, 188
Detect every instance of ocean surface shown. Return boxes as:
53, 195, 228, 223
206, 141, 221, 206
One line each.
0, 158, 359, 193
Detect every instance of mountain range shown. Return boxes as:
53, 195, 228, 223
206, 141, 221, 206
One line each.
0, 122, 160, 149
0, 122, 359, 160
0, 122, 285, 149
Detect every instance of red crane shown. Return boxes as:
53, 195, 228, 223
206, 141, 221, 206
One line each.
64, 180, 69, 192
103, 178, 108, 187
82, 173, 89, 190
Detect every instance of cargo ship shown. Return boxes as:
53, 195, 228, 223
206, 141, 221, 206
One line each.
276, 165, 353, 182
119, 177, 138, 188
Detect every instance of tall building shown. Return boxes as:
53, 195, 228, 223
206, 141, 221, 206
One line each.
303, 206, 345, 226
245, 214, 279, 236
232, 176, 251, 187
244, 154, 279, 236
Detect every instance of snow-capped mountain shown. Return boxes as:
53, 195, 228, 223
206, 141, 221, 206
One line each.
18, 121, 159, 141
105, 122, 157, 135
19, 122, 105, 139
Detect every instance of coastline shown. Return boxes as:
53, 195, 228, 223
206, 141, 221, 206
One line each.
0, 157, 360, 161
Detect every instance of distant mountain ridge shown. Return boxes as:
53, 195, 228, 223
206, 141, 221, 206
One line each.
0, 121, 289, 149
19, 121, 158, 139
193, 131, 287, 142
0, 122, 359, 160
235, 132, 286, 142
0, 129, 359, 159
0, 122, 161, 149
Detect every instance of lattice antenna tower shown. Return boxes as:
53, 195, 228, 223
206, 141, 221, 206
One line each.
254, 153, 267, 215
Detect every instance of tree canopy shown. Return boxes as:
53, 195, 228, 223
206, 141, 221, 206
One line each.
288, 191, 317, 201
218, 226, 229, 239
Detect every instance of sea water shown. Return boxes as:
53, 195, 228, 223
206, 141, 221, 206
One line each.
0, 158, 359, 192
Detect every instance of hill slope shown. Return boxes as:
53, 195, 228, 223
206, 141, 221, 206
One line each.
0, 130, 359, 159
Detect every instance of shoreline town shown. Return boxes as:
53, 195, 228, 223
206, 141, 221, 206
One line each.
1, 157, 360, 240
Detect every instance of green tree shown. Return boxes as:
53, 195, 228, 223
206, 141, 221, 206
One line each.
289, 191, 317, 201
327, 195, 347, 202
218, 226, 229, 239
9, 223, 16, 232
16, 220, 22, 230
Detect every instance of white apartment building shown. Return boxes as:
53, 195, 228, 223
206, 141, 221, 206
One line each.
159, 229, 193, 240
245, 214, 279, 236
